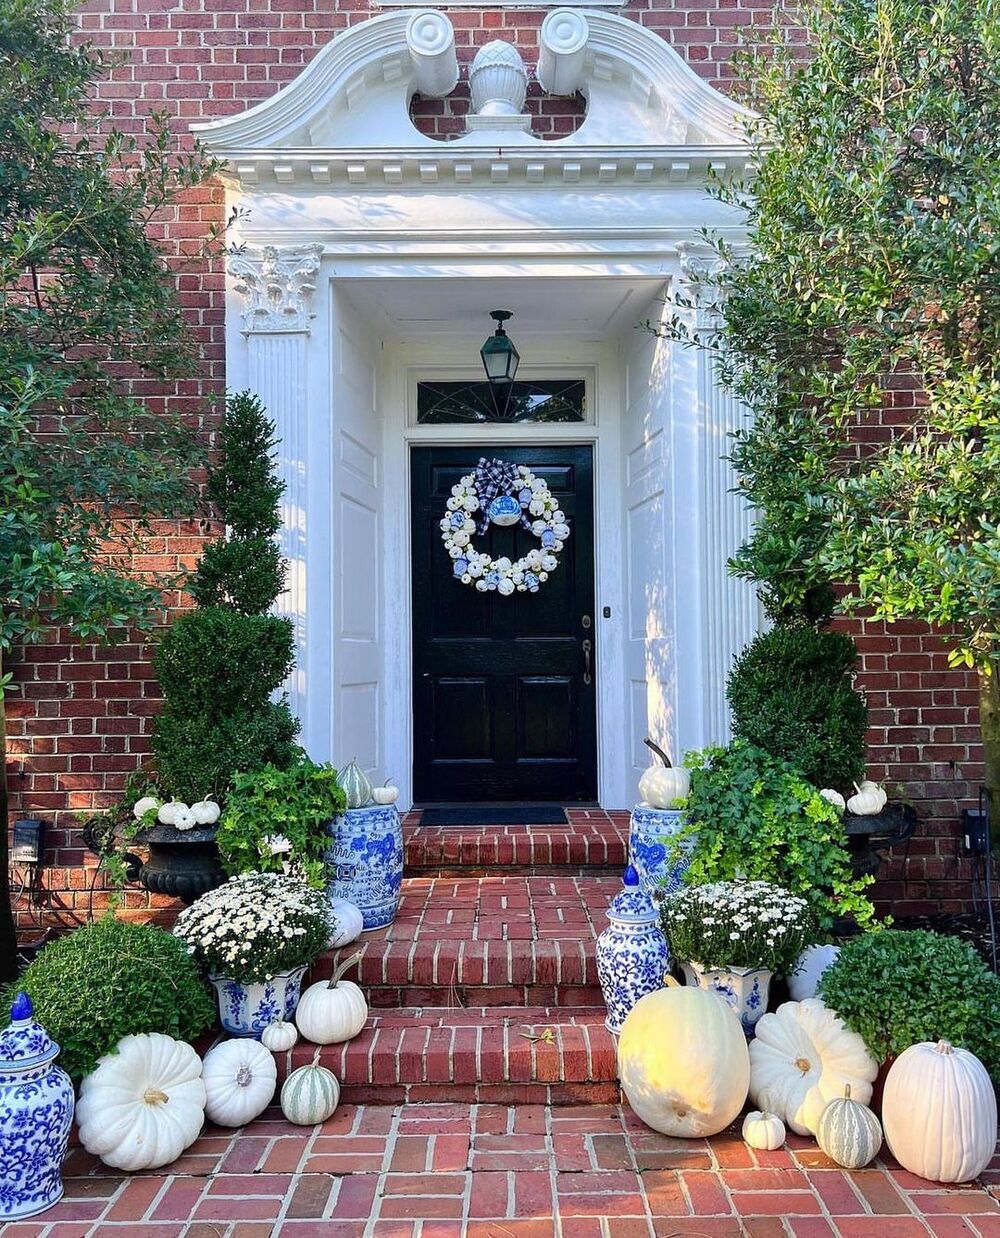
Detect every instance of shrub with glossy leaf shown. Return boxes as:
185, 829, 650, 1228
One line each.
727, 626, 868, 791
818, 930, 1000, 1078
3, 917, 215, 1080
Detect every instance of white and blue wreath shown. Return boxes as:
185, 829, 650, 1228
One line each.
439, 458, 571, 595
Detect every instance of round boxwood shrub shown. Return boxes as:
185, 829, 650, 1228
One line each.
727, 625, 868, 791
3, 917, 215, 1080
817, 929, 1000, 1078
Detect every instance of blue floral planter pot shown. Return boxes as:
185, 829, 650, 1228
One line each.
0, 993, 74, 1221
595, 867, 671, 1034
680, 960, 773, 1035
209, 965, 307, 1038
628, 805, 691, 898
324, 805, 404, 930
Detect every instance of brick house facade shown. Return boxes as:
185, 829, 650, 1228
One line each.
6, 0, 983, 938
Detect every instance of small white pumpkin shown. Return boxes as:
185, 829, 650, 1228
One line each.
637, 738, 690, 809
261, 1019, 299, 1053
172, 807, 197, 832
202, 1039, 276, 1128
816, 1085, 882, 1169
819, 789, 846, 812
618, 977, 750, 1138
882, 1040, 997, 1183
327, 898, 365, 949
295, 952, 368, 1045
77, 1033, 206, 1171
371, 779, 399, 806
190, 795, 221, 826
742, 1110, 786, 1151
157, 799, 189, 826
788, 944, 841, 1002
847, 781, 887, 815
281, 1064, 340, 1125
749, 999, 878, 1136
132, 795, 161, 820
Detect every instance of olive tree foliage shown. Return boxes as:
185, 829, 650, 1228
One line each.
659, 0, 1000, 811
0, 0, 228, 980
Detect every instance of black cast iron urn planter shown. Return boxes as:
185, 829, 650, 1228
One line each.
137, 823, 227, 905
842, 801, 918, 879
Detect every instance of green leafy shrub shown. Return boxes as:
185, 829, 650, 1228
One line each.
727, 626, 868, 791
217, 760, 346, 887
818, 930, 1000, 1077
3, 917, 215, 1079
675, 741, 877, 932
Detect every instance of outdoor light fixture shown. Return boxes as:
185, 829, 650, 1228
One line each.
480, 310, 520, 387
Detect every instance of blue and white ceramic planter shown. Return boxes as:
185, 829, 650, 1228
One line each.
0, 993, 74, 1221
325, 804, 404, 930
209, 965, 307, 1038
680, 960, 773, 1034
628, 805, 691, 898
595, 866, 671, 1034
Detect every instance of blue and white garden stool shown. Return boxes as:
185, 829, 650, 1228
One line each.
0, 993, 74, 1221
628, 804, 691, 899
325, 804, 404, 930
595, 866, 671, 1034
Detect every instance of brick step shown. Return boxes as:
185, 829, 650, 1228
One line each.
277, 1006, 620, 1106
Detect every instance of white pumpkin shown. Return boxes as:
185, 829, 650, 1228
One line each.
172, 807, 197, 832
191, 795, 221, 826
371, 780, 399, 806
847, 781, 887, 815
77, 1033, 206, 1171
261, 1019, 299, 1053
816, 1085, 882, 1169
819, 789, 846, 812
295, 952, 368, 1045
883, 1040, 997, 1183
618, 977, 750, 1138
157, 799, 189, 826
742, 1110, 786, 1151
750, 999, 878, 1136
638, 738, 690, 809
132, 795, 161, 820
788, 944, 841, 1002
281, 1064, 340, 1125
201, 1039, 276, 1128
327, 898, 365, 949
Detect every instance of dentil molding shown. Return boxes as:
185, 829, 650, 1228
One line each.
228, 244, 324, 334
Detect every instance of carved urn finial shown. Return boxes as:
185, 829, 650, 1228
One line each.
466, 40, 531, 134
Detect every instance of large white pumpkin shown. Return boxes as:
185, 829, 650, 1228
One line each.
883, 1040, 997, 1183
617, 978, 750, 1138
202, 1039, 276, 1127
295, 952, 368, 1045
77, 1033, 206, 1171
788, 944, 841, 1002
750, 999, 878, 1136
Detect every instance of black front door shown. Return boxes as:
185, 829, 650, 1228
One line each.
411, 445, 597, 803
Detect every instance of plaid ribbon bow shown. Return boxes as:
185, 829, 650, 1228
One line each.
474, 457, 531, 535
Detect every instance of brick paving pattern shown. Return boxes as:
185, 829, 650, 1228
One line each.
7, 1103, 1000, 1237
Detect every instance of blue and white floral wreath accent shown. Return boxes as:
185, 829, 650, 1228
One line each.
439, 457, 571, 595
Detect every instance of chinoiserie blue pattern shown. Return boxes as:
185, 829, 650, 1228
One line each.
628, 805, 692, 898
0, 994, 74, 1221
680, 961, 774, 1035
595, 867, 671, 1035
208, 966, 308, 1038
324, 805, 404, 930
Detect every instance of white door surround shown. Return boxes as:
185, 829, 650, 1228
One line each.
194, 9, 761, 810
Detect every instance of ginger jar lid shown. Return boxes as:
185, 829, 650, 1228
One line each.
606, 866, 658, 926
0, 993, 60, 1072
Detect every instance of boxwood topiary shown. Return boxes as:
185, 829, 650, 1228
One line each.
817, 929, 1000, 1078
2, 917, 215, 1080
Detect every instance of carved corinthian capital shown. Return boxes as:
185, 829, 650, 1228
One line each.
228, 243, 324, 334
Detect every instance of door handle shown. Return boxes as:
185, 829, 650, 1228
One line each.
582, 638, 592, 686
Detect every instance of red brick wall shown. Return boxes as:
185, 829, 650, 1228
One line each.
6, 0, 982, 937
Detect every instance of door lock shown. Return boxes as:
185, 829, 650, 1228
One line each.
581, 614, 592, 630
582, 638, 593, 685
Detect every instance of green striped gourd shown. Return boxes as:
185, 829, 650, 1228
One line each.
337, 759, 373, 809
280, 1064, 340, 1125
816, 1085, 882, 1169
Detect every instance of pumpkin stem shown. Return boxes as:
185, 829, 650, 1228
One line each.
853, 782, 863, 795
328, 951, 364, 989
663, 974, 680, 989
143, 1088, 169, 1105
935, 1040, 954, 1054
844, 1084, 852, 1100
643, 737, 672, 768
795, 1056, 811, 1074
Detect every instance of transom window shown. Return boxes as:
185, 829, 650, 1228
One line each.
415, 379, 587, 425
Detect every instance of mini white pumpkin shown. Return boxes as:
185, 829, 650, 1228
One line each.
618, 977, 750, 1138
172, 807, 197, 832
750, 999, 878, 1136
132, 795, 161, 820
788, 944, 841, 1002
77, 1033, 206, 1171
637, 738, 690, 809
742, 1110, 786, 1151
157, 799, 189, 826
281, 1064, 340, 1125
819, 788, 846, 812
190, 795, 221, 826
847, 781, 887, 815
295, 952, 368, 1045
202, 1039, 276, 1127
816, 1084, 882, 1169
371, 779, 399, 806
327, 898, 365, 949
261, 1019, 299, 1053
882, 1040, 997, 1183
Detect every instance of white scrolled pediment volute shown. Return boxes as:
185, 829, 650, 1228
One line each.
228, 243, 324, 334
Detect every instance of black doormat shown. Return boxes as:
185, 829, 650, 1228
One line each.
418, 805, 568, 827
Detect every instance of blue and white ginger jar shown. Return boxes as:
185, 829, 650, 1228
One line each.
628, 804, 691, 898
208, 965, 307, 1038
595, 866, 671, 1034
325, 804, 404, 930
0, 993, 74, 1220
